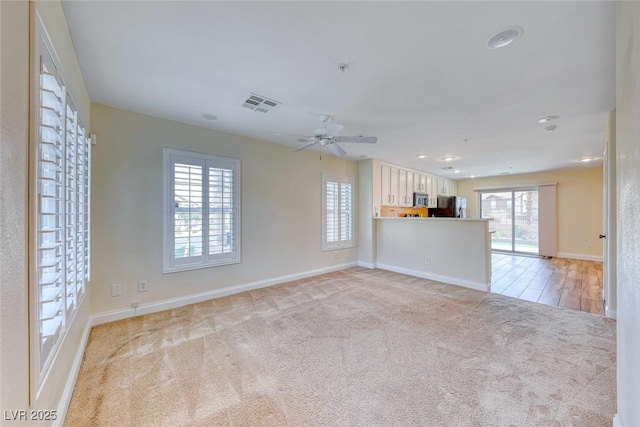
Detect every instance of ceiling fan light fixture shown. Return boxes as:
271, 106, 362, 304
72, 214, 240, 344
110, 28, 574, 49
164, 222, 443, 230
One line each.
486, 26, 523, 49
417, 154, 427, 159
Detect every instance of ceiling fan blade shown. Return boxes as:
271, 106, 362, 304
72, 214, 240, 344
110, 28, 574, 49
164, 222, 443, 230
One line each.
292, 140, 319, 152
328, 142, 347, 157
325, 122, 344, 137
335, 136, 377, 144
276, 133, 312, 139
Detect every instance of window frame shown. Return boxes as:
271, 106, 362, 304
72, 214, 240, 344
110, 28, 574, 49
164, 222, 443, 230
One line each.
321, 173, 355, 251
162, 148, 241, 273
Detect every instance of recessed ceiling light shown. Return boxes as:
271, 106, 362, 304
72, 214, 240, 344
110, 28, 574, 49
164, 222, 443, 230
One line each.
486, 26, 523, 49
202, 114, 217, 121
417, 154, 427, 159
442, 156, 456, 162
454, 170, 461, 174
470, 175, 476, 178
538, 115, 559, 123
578, 157, 595, 162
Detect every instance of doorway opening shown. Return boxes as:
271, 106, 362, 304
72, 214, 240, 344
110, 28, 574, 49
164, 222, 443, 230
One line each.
480, 189, 539, 255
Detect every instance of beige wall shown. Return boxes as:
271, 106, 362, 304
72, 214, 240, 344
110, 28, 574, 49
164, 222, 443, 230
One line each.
615, 2, 640, 425
1, 0, 30, 413
90, 104, 358, 315
457, 167, 603, 259
1, 0, 91, 423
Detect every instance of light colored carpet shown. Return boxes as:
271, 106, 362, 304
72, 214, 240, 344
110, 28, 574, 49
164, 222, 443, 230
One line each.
65, 267, 616, 426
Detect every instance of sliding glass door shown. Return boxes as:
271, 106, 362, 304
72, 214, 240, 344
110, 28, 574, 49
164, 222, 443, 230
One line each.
480, 189, 539, 254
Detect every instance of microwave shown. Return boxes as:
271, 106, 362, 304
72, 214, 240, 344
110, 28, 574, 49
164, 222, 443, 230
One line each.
413, 192, 429, 207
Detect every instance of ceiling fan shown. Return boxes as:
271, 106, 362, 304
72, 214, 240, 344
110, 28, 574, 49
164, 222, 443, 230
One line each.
286, 115, 377, 157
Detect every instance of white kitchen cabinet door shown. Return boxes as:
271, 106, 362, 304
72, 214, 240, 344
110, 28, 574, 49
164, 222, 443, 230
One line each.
398, 169, 409, 206
436, 177, 449, 196
450, 180, 457, 196
413, 172, 427, 193
406, 172, 414, 205
382, 164, 401, 206
389, 167, 400, 206
381, 164, 391, 205
428, 175, 438, 207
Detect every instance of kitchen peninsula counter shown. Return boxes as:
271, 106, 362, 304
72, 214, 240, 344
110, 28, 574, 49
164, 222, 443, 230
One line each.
373, 216, 492, 291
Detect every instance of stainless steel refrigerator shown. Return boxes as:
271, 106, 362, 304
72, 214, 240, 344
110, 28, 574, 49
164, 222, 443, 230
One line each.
434, 196, 467, 218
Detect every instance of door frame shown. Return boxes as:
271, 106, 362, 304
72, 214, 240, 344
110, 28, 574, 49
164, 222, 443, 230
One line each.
603, 110, 616, 319
479, 188, 539, 255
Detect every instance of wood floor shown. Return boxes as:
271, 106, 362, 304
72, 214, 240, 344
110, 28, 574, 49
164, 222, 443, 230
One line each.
491, 253, 604, 315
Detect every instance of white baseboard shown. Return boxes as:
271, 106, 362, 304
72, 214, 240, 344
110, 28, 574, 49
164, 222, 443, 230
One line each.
357, 261, 376, 269
92, 262, 358, 326
54, 319, 93, 427
556, 252, 603, 262
606, 307, 617, 319
613, 414, 621, 427
375, 263, 490, 292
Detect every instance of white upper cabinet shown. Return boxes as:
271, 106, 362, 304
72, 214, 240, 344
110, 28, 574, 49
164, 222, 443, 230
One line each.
398, 169, 409, 206
428, 175, 438, 208
381, 163, 456, 207
406, 172, 414, 206
381, 164, 400, 206
413, 172, 427, 193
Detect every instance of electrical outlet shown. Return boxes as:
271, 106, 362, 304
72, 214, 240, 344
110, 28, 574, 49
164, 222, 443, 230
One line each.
132, 301, 139, 308
424, 256, 431, 265
138, 280, 148, 293
111, 284, 122, 297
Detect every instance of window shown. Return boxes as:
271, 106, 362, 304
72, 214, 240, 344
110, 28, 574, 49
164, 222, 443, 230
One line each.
163, 148, 240, 273
322, 174, 354, 250
31, 14, 90, 392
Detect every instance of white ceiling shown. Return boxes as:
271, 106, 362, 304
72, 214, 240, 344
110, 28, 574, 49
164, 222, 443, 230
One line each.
62, 1, 615, 179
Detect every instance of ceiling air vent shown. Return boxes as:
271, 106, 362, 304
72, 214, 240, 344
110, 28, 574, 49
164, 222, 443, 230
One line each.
241, 93, 281, 114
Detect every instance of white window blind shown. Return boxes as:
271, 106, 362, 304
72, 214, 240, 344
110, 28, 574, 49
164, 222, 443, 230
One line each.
322, 174, 354, 250
32, 17, 91, 390
163, 149, 240, 273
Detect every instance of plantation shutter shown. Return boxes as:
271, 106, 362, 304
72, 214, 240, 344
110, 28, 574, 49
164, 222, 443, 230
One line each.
322, 174, 354, 250
34, 42, 91, 378
36, 50, 65, 368
163, 149, 241, 273
326, 181, 339, 243
173, 162, 204, 263
208, 165, 236, 256
340, 182, 352, 242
